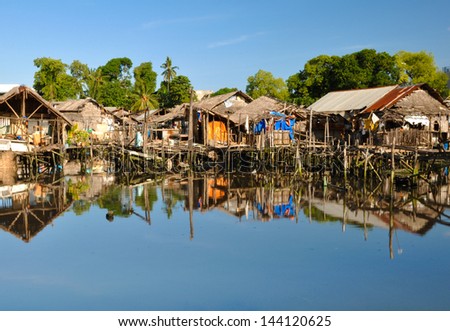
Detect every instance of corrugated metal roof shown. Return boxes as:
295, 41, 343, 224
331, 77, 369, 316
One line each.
363, 85, 418, 113
363, 84, 448, 114
309, 85, 398, 114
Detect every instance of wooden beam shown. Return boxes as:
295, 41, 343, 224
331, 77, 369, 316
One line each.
5, 100, 20, 119
27, 104, 44, 120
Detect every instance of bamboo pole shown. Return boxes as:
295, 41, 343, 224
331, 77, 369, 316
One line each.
188, 89, 194, 165
391, 136, 396, 187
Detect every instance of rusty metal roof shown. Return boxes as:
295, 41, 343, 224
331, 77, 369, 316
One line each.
362, 84, 447, 113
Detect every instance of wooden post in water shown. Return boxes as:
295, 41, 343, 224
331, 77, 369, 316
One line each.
143, 109, 148, 155
363, 148, 369, 192
343, 141, 348, 184
413, 142, 419, 186
308, 107, 313, 149
391, 136, 396, 187
188, 89, 194, 165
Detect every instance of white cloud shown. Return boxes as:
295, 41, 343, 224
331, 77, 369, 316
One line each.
208, 32, 264, 49
141, 16, 217, 29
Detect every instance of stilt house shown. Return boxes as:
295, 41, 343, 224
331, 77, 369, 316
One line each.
193, 91, 253, 146
54, 98, 115, 143
0, 85, 72, 149
229, 96, 306, 148
309, 84, 450, 148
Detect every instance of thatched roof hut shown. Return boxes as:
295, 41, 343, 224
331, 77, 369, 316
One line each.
54, 98, 118, 142
0, 86, 71, 146
0, 86, 71, 125
230, 96, 306, 125
54, 98, 112, 129
193, 90, 253, 119
150, 103, 188, 125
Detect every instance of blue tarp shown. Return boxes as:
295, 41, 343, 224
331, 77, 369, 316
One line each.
273, 194, 295, 217
254, 119, 266, 134
274, 118, 295, 140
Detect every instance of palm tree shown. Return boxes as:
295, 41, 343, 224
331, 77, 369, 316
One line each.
131, 84, 159, 113
86, 68, 106, 101
160, 56, 179, 93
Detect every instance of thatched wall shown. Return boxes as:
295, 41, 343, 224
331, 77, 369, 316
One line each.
0, 151, 17, 184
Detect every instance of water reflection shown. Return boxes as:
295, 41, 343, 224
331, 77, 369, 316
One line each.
1, 172, 449, 256
0, 182, 70, 242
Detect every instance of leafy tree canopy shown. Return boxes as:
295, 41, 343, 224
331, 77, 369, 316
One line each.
96, 57, 134, 107
99, 57, 133, 82
158, 75, 193, 109
246, 69, 289, 100
287, 49, 400, 106
99, 80, 133, 108
133, 62, 157, 93
211, 87, 238, 96
395, 50, 449, 97
33, 57, 80, 101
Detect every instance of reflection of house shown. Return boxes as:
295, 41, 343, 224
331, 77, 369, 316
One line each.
54, 98, 115, 142
307, 181, 443, 235
0, 85, 72, 148
0, 182, 71, 242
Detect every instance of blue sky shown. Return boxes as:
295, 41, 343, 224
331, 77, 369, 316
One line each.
0, 0, 449, 92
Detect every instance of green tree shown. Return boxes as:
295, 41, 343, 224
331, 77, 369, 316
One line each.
134, 62, 157, 94
131, 85, 159, 112
85, 67, 106, 101
158, 75, 193, 109
211, 87, 238, 96
69, 60, 90, 97
160, 56, 179, 93
97, 57, 134, 107
131, 62, 159, 112
396, 50, 449, 97
287, 50, 400, 106
33, 57, 80, 101
100, 57, 133, 82
246, 69, 289, 100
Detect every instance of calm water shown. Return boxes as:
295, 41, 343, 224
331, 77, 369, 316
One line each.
0, 173, 449, 311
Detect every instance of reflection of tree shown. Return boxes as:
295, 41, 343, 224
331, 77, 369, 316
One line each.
67, 178, 90, 201
67, 178, 91, 215
72, 200, 92, 216
304, 205, 341, 223
135, 184, 158, 211
96, 186, 132, 217
162, 188, 184, 219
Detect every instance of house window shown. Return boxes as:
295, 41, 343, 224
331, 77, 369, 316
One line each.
434, 121, 440, 132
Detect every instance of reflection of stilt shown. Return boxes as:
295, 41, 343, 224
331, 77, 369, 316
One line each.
363, 209, 368, 241
308, 182, 312, 223
389, 170, 395, 260
295, 188, 301, 223
389, 219, 394, 260
342, 187, 346, 233
144, 184, 151, 225
188, 171, 194, 240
